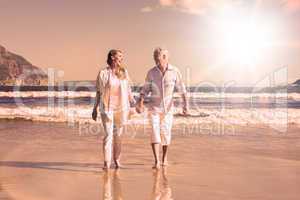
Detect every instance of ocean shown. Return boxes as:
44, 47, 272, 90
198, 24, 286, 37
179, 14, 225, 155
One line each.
0, 86, 300, 127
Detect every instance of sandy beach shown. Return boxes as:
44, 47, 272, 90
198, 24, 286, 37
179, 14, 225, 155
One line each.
0, 120, 299, 200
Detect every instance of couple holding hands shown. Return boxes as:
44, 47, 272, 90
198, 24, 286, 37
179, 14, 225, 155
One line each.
92, 47, 188, 170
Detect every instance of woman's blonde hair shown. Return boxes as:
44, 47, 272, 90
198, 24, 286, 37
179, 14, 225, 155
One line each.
107, 49, 126, 79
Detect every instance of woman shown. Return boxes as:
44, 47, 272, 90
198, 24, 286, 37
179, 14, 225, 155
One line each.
92, 49, 134, 170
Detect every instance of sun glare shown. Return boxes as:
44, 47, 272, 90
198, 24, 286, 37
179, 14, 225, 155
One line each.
218, 17, 274, 66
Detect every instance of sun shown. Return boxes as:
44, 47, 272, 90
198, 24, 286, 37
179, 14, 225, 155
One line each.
218, 17, 274, 66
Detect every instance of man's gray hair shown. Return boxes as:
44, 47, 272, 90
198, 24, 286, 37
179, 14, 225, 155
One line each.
153, 47, 168, 57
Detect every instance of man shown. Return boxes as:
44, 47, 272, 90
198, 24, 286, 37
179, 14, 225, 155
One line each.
137, 47, 188, 169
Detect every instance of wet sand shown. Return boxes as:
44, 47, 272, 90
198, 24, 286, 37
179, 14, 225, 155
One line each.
0, 120, 300, 200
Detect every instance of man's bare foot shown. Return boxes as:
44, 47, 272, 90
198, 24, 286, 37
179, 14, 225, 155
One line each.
152, 162, 161, 169
162, 161, 169, 167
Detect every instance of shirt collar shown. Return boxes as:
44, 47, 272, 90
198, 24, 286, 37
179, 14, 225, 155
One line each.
155, 63, 174, 72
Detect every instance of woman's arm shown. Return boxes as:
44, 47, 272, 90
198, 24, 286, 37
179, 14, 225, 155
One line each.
92, 71, 102, 121
93, 91, 101, 110
92, 91, 100, 121
136, 71, 151, 113
125, 69, 136, 105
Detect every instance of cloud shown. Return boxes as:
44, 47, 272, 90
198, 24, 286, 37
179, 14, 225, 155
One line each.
140, 0, 214, 15
157, 0, 212, 15
142, 0, 300, 15
156, 0, 244, 15
140, 6, 153, 13
281, 0, 300, 13
159, 0, 174, 6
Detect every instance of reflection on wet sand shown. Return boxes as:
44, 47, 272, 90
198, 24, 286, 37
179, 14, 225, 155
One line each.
102, 168, 173, 200
151, 168, 173, 200
102, 170, 123, 200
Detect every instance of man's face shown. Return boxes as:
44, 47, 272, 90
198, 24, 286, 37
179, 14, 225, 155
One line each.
154, 51, 168, 67
112, 52, 123, 67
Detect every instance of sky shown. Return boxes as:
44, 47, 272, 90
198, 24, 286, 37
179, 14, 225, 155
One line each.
1, 0, 300, 86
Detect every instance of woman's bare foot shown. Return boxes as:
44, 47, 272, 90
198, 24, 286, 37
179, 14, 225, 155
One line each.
103, 162, 110, 171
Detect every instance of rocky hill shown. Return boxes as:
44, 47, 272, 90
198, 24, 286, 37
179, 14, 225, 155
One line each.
293, 79, 300, 86
0, 45, 48, 85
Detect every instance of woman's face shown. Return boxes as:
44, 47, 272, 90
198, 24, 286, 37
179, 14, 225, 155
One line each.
112, 52, 123, 67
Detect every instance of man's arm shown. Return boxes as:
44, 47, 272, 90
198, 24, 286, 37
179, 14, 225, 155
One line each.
137, 93, 145, 113
176, 69, 188, 114
181, 92, 188, 114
